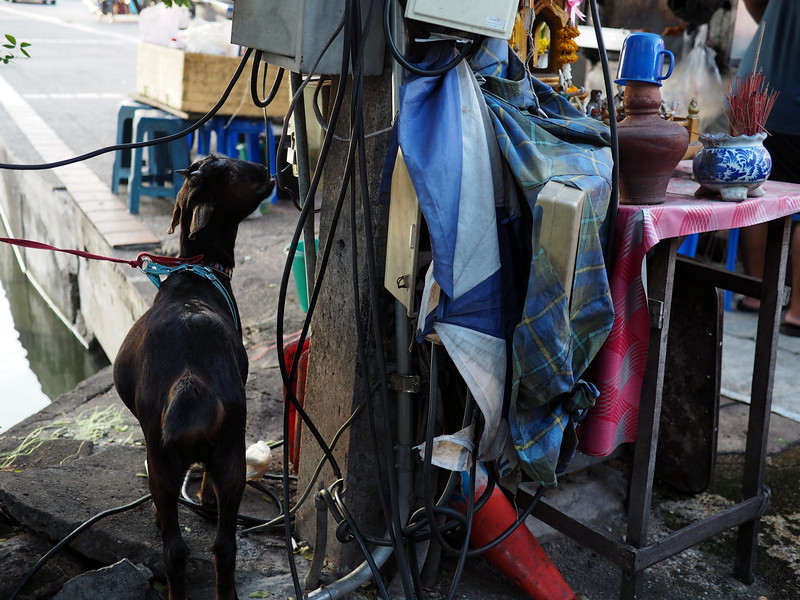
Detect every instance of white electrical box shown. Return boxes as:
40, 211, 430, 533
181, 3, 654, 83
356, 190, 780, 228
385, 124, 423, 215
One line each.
536, 180, 587, 308
231, 0, 386, 75
384, 150, 422, 316
404, 0, 518, 39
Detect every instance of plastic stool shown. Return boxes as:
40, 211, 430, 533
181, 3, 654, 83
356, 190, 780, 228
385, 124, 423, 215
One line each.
111, 99, 149, 194
220, 118, 278, 204
128, 110, 191, 214
220, 118, 277, 168
677, 233, 699, 257
195, 116, 226, 156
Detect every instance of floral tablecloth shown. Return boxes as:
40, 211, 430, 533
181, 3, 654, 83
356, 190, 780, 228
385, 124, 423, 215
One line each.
578, 177, 800, 457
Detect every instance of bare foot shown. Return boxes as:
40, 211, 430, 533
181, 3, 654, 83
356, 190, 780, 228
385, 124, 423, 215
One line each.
737, 297, 760, 312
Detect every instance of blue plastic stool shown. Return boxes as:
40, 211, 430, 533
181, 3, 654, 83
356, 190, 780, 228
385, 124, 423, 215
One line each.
677, 230, 740, 311
723, 228, 740, 311
220, 118, 277, 168
111, 99, 149, 194
194, 116, 227, 156
218, 118, 278, 203
677, 234, 699, 257
128, 110, 191, 214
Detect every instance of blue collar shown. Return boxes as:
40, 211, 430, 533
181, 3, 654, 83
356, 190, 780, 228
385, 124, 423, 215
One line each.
139, 261, 240, 331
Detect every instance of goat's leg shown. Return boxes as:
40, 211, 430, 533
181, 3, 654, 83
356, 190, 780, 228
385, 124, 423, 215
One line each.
198, 468, 218, 510
207, 451, 246, 600
148, 450, 190, 600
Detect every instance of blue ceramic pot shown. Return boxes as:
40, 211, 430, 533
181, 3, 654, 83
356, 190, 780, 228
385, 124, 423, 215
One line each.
692, 132, 771, 201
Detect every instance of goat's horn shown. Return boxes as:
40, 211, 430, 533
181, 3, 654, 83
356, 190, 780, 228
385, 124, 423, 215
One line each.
175, 168, 191, 178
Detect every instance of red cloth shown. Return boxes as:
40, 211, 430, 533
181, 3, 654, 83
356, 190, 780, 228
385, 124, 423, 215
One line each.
578, 176, 800, 456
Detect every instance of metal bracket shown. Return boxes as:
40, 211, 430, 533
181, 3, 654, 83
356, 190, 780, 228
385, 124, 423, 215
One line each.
649, 298, 664, 330
389, 372, 420, 394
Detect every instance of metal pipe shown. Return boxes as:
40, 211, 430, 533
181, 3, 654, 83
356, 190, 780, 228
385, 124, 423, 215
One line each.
306, 545, 394, 600
290, 71, 317, 298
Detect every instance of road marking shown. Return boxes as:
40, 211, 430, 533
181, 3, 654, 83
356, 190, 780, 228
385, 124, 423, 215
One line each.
23, 92, 126, 100
16, 39, 131, 44
0, 5, 139, 43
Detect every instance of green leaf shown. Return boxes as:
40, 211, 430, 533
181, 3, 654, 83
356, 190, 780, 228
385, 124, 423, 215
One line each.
248, 592, 270, 598
2, 45, 14, 50
20, 42, 31, 48
4, 34, 16, 45
20, 49, 30, 58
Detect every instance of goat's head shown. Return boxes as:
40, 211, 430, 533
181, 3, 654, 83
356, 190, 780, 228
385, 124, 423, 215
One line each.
168, 155, 273, 263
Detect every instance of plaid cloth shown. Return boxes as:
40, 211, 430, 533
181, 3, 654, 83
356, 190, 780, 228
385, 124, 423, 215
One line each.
470, 40, 615, 486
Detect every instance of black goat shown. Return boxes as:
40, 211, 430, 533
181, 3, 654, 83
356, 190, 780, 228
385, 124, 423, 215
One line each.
113, 155, 273, 600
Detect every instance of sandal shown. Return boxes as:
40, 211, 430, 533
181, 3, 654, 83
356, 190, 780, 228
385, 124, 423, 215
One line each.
779, 320, 800, 337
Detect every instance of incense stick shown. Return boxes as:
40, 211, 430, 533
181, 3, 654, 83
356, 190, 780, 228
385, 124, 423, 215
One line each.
724, 21, 778, 136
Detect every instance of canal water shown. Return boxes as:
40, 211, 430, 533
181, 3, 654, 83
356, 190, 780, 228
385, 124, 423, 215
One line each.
0, 227, 109, 433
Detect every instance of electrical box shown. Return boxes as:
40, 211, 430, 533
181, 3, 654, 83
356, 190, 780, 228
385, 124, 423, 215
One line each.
384, 151, 422, 317
231, 0, 386, 75
536, 180, 587, 308
404, 0, 518, 39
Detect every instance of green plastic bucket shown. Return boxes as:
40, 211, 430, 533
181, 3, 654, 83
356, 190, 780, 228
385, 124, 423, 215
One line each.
285, 239, 318, 312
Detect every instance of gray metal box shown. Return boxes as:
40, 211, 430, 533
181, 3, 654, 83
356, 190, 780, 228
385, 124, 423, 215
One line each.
231, 0, 386, 75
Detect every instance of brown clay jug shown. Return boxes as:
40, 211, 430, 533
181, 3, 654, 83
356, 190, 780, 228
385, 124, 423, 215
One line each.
617, 81, 689, 204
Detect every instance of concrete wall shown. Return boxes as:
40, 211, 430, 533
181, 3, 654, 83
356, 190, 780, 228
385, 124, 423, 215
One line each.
295, 73, 395, 569
0, 144, 152, 360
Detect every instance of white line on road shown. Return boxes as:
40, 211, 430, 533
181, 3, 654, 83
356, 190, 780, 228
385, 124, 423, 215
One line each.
0, 5, 139, 43
22, 92, 126, 100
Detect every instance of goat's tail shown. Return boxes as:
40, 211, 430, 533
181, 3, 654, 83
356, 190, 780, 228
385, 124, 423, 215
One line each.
162, 371, 224, 447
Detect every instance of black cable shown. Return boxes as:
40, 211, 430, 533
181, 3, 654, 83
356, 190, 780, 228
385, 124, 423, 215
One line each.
346, 0, 411, 588
275, 4, 363, 596
272, 17, 347, 210
0, 48, 255, 171
351, 5, 418, 597
588, 0, 620, 265
446, 455, 476, 600
250, 51, 286, 109
383, 0, 474, 77
7, 493, 153, 600
177, 468, 286, 528
241, 378, 382, 537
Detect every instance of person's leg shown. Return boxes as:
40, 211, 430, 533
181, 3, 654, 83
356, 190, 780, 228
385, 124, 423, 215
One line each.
738, 133, 800, 314
737, 223, 767, 311
781, 224, 800, 333
766, 133, 800, 332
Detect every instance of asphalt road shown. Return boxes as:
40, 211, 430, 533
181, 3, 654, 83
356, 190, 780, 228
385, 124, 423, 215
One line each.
0, 0, 140, 184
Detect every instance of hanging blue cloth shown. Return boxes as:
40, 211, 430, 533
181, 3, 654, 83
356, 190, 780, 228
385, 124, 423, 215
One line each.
469, 39, 615, 486
396, 46, 510, 461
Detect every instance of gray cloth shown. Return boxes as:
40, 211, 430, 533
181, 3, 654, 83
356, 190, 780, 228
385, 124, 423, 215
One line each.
737, 0, 800, 136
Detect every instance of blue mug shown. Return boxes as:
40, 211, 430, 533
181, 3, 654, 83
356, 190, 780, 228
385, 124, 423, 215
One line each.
615, 32, 674, 87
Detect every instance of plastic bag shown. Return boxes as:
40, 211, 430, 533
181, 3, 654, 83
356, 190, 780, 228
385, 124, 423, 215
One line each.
138, 3, 192, 47
661, 24, 725, 132
177, 20, 238, 56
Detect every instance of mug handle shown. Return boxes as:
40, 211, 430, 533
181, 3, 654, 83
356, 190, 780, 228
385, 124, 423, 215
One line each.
658, 49, 675, 81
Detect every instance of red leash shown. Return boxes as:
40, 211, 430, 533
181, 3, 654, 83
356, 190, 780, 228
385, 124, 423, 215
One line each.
0, 237, 203, 269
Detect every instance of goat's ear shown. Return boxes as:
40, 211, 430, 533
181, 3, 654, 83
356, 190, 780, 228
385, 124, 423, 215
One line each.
188, 199, 214, 239
167, 197, 182, 234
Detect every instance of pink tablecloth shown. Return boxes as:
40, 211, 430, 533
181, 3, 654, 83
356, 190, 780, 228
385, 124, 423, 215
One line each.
578, 177, 800, 457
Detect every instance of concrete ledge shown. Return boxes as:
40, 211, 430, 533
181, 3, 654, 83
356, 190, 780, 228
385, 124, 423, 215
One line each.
0, 143, 157, 359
